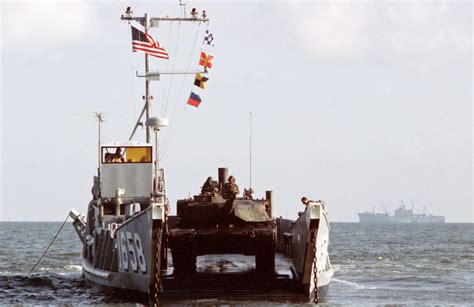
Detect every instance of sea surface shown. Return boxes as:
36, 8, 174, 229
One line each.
1, 222, 473, 305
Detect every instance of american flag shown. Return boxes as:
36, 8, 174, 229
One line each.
131, 26, 169, 59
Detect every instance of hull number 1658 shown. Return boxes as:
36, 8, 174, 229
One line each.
117, 231, 147, 273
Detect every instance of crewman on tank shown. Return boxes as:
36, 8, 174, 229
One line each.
243, 188, 254, 200
222, 175, 240, 219
223, 175, 239, 202
201, 176, 218, 195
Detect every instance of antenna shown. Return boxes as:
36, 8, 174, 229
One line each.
179, 0, 187, 18
249, 112, 253, 190
94, 112, 105, 171
73, 112, 106, 168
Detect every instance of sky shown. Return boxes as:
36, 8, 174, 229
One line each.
0, 1, 472, 222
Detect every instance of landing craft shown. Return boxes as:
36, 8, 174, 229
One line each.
69, 5, 333, 303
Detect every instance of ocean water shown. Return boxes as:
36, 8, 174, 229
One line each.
1, 222, 473, 305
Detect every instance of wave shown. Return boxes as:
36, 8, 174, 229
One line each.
332, 278, 366, 289
64, 265, 82, 271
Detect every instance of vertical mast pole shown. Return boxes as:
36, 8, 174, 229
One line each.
249, 112, 252, 190
98, 115, 101, 167
155, 129, 159, 193
96, 113, 102, 175
144, 13, 151, 143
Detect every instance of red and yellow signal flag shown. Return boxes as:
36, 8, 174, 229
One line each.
199, 51, 213, 69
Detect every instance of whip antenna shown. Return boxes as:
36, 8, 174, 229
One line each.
94, 112, 105, 171
72, 112, 105, 170
249, 112, 252, 190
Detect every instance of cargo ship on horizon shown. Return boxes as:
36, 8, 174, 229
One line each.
358, 203, 445, 223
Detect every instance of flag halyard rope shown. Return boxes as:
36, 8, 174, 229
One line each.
163, 21, 182, 117
159, 21, 175, 114
161, 22, 203, 157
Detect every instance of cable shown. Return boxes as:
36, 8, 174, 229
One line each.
129, 47, 137, 124
163, 21, 182, 117
162, 23, 202, 150
161, 21, 175, 112
161, 103, 188, 159
29, 214, 70, 275
162, 23, 205, 157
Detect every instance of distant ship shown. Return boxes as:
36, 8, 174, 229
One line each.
358, 204, 445, 223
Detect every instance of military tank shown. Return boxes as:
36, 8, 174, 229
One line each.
168, 167, 276, 275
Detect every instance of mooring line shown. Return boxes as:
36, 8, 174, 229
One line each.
28, 213, 69, 276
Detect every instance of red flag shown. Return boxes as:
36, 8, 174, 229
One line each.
187, 92, 201, 108
199, 51, 213, 69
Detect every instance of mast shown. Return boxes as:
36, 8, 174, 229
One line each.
144, 13, 151, 143
249, 112, 253, 190
95, 112, 104, 173
121, 10, 209, 142
121, 7, 209, 195
97, 113, 101, 167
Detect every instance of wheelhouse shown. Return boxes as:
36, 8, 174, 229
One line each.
100, 141, 153, 199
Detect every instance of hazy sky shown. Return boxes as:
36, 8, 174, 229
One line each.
1, 1, 472, 222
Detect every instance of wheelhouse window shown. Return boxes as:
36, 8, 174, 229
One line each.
102, 147, 152, 163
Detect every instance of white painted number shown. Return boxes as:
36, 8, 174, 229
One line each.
126, 232, 138, 272
117, 231, 147, 273
134, 233, 147, 273
119, 232, 128, 270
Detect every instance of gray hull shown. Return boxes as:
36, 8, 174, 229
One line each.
358, 212, 445, 223
70, 202, 333, 303
70, 202, 165, 295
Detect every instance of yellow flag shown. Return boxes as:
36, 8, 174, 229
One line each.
194, 73, 208, 89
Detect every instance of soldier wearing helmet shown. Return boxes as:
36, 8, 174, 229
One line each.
201, 176, 217, 195
222, 175, 240, 218
223, 175, 239, 200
